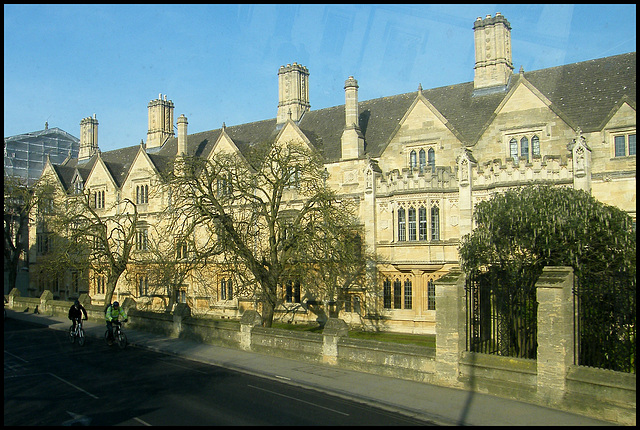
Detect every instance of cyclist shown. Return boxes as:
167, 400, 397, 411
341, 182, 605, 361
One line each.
68, 299, 88, 331
105, 301, 128, 344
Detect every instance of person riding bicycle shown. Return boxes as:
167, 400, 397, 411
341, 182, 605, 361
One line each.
68, 299, 88, 331
105, 301, 128, 344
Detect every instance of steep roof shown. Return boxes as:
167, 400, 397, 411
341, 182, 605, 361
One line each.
51, 52, 636, 191
523, 52, 636, 132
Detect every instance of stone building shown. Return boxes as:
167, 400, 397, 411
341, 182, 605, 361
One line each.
30, 13, 635, 332
4, 124, 79, 295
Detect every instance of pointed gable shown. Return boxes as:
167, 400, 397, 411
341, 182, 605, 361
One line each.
84, 153, 118, 191
122, 145, 161, 187
497, 81, 549, 114
524, 52, 636, 133
274, 119, 316, 152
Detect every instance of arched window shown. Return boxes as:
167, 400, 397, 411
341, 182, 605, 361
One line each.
409, 150, 417, 169
404, 279, 412, 309
293, 280, 300, 303
419, 149, 426, 172
520, 136, 529, 161
428, 148, 435, 171
418, 207, 428, 240
408, 207, 416, 241
509, 138, 518, 160
383, 278, 392, 309
398, 208, 406, 241
427, 280, 436, 310
393, 279, 402, 309
227, 278, 233, 300
531, 135, 540, 156
221, 278, 227, 300
431, 206, 440, 240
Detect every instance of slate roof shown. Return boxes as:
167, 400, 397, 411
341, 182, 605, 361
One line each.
52, 52, 635, 191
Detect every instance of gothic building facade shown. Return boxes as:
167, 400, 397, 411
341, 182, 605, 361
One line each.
30, 13, 636, 332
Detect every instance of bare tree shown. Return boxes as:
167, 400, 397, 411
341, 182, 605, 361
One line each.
129, 222, 209, 312
163, 141, 365, 327
41, 184, 140, 311
289, 220, 378, 320
4, 175, 56, 293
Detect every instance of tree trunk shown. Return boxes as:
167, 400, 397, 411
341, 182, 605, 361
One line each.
103, 267, 126, 312
7, 258, 18, 293
262, 300, 275, 327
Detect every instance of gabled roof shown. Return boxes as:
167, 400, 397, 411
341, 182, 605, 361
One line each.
51, 52, 635, 192
523, 52, 636, 132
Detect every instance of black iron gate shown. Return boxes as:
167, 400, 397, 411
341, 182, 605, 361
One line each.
465, 268, 537, 358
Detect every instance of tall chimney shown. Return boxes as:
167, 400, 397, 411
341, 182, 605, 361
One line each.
277, 63, 310, 124
341, 76, 364, 160
147, 94, 175, 149
177, 114, 188, 156
78, 115, 99, 162
473, 12, 513, 91
344, 76, 359, 128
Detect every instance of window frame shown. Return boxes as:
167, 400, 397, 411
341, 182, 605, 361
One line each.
383, 278, 392, 309
431, 205, 440, 241
427, 279, 436, 310
403, 278, 412, 309
397, 207, 406, 242
612, 132, 636, 157
506, 131, 542, 163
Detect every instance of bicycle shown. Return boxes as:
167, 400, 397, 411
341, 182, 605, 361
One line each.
69, 318, 86, 346
105, 320, 128, 349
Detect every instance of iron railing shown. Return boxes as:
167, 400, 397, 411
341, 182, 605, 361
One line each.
465, 268, 537, 359
574, 271, 636, 373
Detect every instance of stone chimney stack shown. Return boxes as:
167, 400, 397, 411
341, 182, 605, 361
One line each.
341, 76, 364, 160
147, 93, 175, 149
78, 114, 99, 162
473, 12, 514, 91
177, 114, 188, 156
277, 63, 310, 124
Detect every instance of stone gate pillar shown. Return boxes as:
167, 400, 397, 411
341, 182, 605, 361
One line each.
536, 266, 575, 404
322, 318, 349, 365
240, 310, 262, 351
434, 267, 466, 387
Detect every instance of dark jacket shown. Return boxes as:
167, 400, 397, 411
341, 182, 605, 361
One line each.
69, 304, 88, 321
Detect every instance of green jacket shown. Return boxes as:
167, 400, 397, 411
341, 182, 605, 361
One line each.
105, 305, 127, 322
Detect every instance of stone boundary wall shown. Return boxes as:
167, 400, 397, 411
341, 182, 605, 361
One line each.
251, 326, 324, 362
6, 268, 636, 425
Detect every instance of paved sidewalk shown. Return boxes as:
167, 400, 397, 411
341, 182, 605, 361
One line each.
5, 309, 612, 426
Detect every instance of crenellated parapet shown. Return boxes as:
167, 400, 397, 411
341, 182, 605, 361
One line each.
472, 155, 573, 189
376, 166, 457, 195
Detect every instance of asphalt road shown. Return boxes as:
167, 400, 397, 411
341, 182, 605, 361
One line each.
4, 318, 437, 426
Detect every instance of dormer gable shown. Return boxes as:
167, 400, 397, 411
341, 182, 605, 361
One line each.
122, 144, 161, 187
275, 118, 316, 154
84, 151, 118, 193
208, 126, 244, 161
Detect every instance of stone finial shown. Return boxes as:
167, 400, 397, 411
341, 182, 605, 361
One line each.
519, 65, 524, 74
418, 83, 423, 92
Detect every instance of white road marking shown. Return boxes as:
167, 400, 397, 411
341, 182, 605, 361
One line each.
48, 373, 99, 399
4, 350, 29, 362
275, 375, 291, 380
133, 416, 152, 426
247, 384, 349, 416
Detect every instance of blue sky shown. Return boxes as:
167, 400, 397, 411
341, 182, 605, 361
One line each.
4, 4, 636, 153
